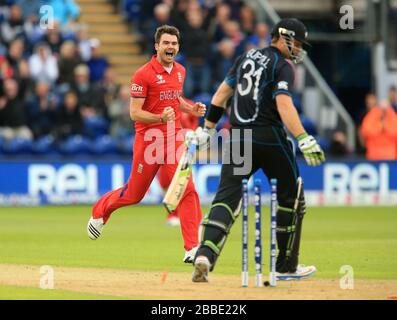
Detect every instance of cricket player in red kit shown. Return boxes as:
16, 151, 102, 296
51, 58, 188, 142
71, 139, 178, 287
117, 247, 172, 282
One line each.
87, 25, 206, 263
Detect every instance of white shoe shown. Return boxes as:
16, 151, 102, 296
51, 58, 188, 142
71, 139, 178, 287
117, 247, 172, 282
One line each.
87, 217, 104, 240
183, 246, 198, 263
276, 265, 317, 281
166, 216, 180, 227
192, 255, 210, 282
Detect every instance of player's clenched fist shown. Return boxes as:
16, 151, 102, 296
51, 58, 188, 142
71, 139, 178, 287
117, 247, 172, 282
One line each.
161, 106, 175, 122
192, 102, 206, 117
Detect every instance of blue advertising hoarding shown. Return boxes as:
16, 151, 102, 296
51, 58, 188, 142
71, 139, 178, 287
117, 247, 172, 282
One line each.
0, 160, 396, 206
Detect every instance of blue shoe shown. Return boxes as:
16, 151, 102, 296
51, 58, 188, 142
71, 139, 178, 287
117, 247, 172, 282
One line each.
276, 265, 317, 281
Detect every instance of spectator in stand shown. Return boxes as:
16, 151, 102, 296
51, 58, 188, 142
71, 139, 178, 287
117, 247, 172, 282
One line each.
0, 4, 29, 46
4, 38, 31, 97
389, 86, 397, 113
15, 0, 41, 20
360, 99, 397, 160
87, 38, 109, 83
213, 38, 235, 87
53, 90, 83, 141
183, 8, 211, 97
328, 130, 349, 157
358, 92, 377, 126
76, 24, 91, 62
27, 81, 58, 138
246, 22, 270, 51
41, 21, 64, 58
222, 20, 245, 56
57, 40, 82, 92
108, 84, 133, 138
0, 78, 32, 141
143, 3, 172, 54
5, 38, 25, 77
47, 0, 80, 30
209, 2, 231, 42
96, 67, 120, 110
170, 0, 189, 32
239, 4, 256, 36
28, 42, 59, 85
138, 0, 163, 34
71, 64, 95, 111
225, 0, 243, 20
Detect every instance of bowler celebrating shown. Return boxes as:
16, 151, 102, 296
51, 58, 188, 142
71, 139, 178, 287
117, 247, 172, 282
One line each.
87, 25, 205, 263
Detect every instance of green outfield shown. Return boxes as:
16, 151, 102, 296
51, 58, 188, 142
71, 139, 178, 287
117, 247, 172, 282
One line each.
0, 205, 396, 299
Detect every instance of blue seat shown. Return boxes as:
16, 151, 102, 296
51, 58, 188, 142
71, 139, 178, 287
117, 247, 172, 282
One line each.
118, 136, 134, 155
123, 0, 142, 21
58, 135, 91, 155
32, 135, 57, 155
89, 135, 118, 155
83, 116, 109, 138
2, 137, 33, 155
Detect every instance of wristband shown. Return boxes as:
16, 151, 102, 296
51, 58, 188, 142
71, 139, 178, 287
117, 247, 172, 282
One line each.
296, 132, 308, 141
206, 104, 225, 123
159, 114, 164, 123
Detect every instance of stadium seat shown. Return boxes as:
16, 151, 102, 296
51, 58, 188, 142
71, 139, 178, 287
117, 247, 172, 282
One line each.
123, 0, 142, 21
89, 135, 118, 155
83, 116, 109, 138
2, 137, 33, 155
31, 135, 57, 155
118, 136, 134, 155
58, 135, 91, 155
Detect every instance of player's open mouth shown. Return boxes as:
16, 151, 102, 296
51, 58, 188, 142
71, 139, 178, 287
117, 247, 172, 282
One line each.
165, 51, 174, 57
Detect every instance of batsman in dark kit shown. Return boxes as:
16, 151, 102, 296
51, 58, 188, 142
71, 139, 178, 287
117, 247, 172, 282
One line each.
191, 18, 325, 282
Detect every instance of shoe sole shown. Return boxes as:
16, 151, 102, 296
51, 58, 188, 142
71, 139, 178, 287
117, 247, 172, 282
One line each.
192, 262, 209, 282
276, 269, 316, 281
184, 258, 194, 264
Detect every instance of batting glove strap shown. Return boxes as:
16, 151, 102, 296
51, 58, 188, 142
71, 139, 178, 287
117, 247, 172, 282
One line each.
298, 135, 326, 166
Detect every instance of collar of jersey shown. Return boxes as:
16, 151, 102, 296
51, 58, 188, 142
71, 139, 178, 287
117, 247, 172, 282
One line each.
270, 46, 282, 56
150, 55, 175, 74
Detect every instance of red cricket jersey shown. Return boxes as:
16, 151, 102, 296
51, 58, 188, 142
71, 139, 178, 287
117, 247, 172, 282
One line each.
130, 55, 185, 134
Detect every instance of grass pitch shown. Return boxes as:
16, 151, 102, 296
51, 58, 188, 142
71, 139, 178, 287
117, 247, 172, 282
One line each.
0, 205, 396, 299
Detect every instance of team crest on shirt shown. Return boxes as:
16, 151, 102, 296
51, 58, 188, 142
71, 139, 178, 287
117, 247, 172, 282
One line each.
277, 81, 288, 90
156, 74, 165, 84
177, 72, 182, 83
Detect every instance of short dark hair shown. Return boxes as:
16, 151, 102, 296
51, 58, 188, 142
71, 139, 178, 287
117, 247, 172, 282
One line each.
154, 25, 180, 44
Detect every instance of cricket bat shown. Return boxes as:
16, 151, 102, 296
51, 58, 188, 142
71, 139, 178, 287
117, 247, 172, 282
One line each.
163, 133, 198, 213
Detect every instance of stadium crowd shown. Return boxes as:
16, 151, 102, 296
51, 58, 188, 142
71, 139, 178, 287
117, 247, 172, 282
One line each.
0, 0, 397, 160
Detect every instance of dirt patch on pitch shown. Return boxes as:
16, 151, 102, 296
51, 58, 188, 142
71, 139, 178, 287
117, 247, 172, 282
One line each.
0, 264, 396, 300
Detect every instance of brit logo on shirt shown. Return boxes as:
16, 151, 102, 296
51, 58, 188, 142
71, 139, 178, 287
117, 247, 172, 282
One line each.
131, 83, 144, 95
177, 72, 182, 83
156, 74, 165, 84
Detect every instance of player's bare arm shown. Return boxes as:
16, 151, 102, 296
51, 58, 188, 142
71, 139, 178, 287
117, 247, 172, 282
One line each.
275, 94, 306, 138
130, 97, 175, 123
204, 81, 233, 129
276, 93, 325, 165
178, 97, 206, 117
